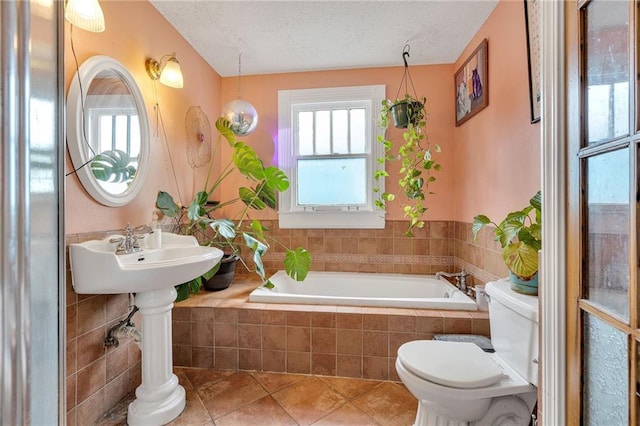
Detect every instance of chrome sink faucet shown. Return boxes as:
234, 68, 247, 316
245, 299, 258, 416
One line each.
435, 269, 469, 292
109, 224, 154, 255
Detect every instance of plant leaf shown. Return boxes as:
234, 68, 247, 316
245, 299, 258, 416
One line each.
233, 142, 266, 181
284, 248, 311, 281
256, 185, 277, 209
186, 191, 209, 221
242, 233, 268, 281
156, 191, 181, 217
471, 215, 491, 239
209, 218, 236, 240
202, 262, 221, 280
251, 219, 266, 242
263, 280, 275, 289
91, 149, 136, 183
215, 117, 236, 146
503, 242, 538, 278
239, 187, 267, 210
263, 166, 290, 191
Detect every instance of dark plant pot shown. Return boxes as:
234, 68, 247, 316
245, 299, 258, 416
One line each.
509, 271, 538, 296
203, 254, 239, 291
390, 101, 423, 128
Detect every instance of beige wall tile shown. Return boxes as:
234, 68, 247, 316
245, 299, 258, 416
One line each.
363, 356, 388, 380
76, 358, 106, 404
286, 351, 310, 374
287, 327, 310, 352
192, 322, 214, 347
337, 329, 362, 355
263, 325, 286, 350
312, 353, 337, 376
336, 355, 362, 378
238, 324, 262, 349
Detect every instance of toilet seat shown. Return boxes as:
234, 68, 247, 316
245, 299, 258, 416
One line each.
398, 341, 505, 389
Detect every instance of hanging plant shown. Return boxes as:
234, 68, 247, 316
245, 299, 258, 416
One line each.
374, 45, 441, 237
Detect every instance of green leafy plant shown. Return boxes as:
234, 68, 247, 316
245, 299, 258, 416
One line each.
472, 191, 542, 280
91, 149, 136, 184
374, 94, 441, 237
156, 117, 311, 301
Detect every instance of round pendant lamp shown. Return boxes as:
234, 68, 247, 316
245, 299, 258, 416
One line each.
221, 53, 258, 136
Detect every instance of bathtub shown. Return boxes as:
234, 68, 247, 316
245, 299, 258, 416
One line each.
248, 270, 477, 310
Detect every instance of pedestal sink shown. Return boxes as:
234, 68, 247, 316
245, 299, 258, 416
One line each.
69, 232, 223, 425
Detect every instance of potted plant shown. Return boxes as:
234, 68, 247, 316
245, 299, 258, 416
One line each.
155, 117, 311, 301
374, 94, 441, 237
471, 191, 542, 295
387, 94, 425, 129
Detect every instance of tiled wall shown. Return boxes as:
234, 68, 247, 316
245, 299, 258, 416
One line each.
453, 221, 509, 284
65, 233, 142, 426
237, 220, 457, 278
64, 220, 505, 421
171, 286, 490, 382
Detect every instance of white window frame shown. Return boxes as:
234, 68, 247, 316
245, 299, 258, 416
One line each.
278, 85, 386, 229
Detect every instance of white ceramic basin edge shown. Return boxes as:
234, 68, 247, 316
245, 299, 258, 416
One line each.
70, 232, 224, 294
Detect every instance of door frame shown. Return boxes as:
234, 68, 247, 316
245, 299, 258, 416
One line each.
540, 0, 568, 424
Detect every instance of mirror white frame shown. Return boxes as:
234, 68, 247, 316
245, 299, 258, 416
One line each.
67, 55, 150, 207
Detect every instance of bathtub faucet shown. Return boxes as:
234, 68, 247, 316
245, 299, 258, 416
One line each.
435, 269, 469, 292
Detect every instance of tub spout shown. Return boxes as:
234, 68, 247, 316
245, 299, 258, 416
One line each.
435, 270, 469, 292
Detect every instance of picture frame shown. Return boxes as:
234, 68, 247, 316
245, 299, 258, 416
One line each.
524, 0, 541, 123
454, 39, 488, 127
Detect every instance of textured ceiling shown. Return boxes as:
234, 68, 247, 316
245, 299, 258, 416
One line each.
149, 0, 499, 77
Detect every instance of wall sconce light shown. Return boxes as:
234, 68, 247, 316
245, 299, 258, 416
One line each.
65, 0, 106, 32
145, 53, 184, 89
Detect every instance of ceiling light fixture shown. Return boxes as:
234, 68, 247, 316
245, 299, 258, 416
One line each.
65, 0, 106, 32
145, 53, 184, 89
221, 53, 258, 136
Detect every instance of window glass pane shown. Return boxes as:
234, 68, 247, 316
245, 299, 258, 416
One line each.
315, 110, 331, 155
297, 158, 366, 206
585, 0, 629, 145
298, 111, 314, 155
332, 109, 349, 154
350, 109, 366, 154
114, 115, 129, 152
130, 115, 140, 158
586, 148, 629, 320
99, 115, 113, 151
582, 313, 628, 424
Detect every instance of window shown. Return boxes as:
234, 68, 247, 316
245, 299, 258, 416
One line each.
277, 85, 385, 228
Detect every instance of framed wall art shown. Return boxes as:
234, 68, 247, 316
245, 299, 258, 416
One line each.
524, 0, 541, 123
454, 39, 488, 126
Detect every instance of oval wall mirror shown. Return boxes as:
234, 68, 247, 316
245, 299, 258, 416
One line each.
67, 55, 150, 207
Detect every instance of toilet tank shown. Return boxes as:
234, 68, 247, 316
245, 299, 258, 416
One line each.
485, 278, 539, 386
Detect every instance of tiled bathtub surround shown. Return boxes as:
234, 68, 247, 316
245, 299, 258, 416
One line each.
171, 280, 490, 381
235, 220, 508, 286
65, 220, 502, 422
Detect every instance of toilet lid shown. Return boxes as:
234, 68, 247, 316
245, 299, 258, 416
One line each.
397, 341, 505, 389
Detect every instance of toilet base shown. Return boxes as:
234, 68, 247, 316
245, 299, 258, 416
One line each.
411, 394, 534, 426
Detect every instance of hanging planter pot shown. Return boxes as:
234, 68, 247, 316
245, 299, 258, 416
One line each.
203, 254, 239, 291
390, 100, 424, 128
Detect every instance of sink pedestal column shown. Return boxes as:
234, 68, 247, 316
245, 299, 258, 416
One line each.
127, 287, 185, 425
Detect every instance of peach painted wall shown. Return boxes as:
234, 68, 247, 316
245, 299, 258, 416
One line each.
453, 0, 541, 223
64, 0, 222, 234
219, 65, 456, 221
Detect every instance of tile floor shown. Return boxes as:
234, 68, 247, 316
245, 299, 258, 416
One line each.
96, 367, 418, 425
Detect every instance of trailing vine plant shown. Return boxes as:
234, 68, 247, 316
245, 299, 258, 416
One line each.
374, 94, 441, 237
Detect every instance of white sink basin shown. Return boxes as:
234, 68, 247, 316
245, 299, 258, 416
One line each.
69, 232, 224, 294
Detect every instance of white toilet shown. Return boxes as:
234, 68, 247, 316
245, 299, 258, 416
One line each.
396, 278, 538, 426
